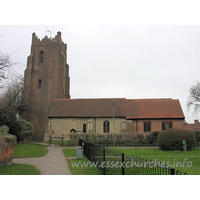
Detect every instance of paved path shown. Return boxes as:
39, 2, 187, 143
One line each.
13, 146, 72, 175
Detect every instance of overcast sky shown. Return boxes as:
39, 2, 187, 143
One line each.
0, 25, 200, 123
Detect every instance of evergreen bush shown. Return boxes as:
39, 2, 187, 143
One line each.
17, 118, 34, 136
157, 129, 196, 151
0, 108, 34, 142
146, 131, 159, 144
16, 118, 34, 142
0, 107, 19, 136
194, 130, 200, 142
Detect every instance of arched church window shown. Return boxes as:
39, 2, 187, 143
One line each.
83, 123, 86, 133
38, 79, 42, 89
70, 129, 76, 133
103, 120, 110, 133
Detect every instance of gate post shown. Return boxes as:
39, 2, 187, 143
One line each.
122, 153, 125, 175
79, 139, 82, 146
62, 134, 64, 146
49, 136, 51, 146
103, 146, 105, 175
93, 143, 95, 162
170, 168, 175, 175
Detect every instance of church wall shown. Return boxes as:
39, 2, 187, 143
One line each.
128, 119, 186, 135
48, 117, 186, 139
48, 117, 126, 138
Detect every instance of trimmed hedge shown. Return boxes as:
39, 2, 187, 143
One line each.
157, 129, 196, 151
67, 132, 157, 147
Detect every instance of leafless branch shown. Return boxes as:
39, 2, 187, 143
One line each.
0, 51, 24, 89
187, 81, 200, 113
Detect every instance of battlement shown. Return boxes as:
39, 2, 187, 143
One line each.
32, 31, 67, 52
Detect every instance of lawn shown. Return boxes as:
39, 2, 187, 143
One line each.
62, 148, 200, 175
49, 140, 68, 147
13, 143, 48, 158
0, 164, 40, 175
62, 148, 76, 157
110, 148, 200, 175
67, 157, 101, 175
0, 143, 48, 175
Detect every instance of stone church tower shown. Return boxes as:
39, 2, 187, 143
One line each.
23, 32, 70, 141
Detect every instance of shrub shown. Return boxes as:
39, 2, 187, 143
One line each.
16, 131, 26, 142
146, 131, 159, 144
0, 107, 19, 136
157, 129, 196, 151
67, 132, 154, 147
17, 118, 34, 136
194, 130, 200, 142
0, 109, 34, 142
16, 118, 34, 142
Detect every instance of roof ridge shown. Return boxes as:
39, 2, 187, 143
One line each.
126, 98, 175, 102
54, 98, 127, 101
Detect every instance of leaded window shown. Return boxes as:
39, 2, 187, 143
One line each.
103, 120, 110, 133
144, 122, 151, 132
162, 122, 172, 130
83, 123, 86, 133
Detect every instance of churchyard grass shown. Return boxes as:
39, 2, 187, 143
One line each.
13, 143, 48, 158
67, 157, 101, 175
0, 143, 48, 175
63, 148, 200, 175
62, 148, 76, 157
113, 148, 200, 175
0, 164, 40, 175
63, 148, 101, 175
49, 140, 68, 146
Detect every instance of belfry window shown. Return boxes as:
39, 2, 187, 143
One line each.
38, 79, 42, 89
103, 120, 110, 133
39, 51, 44, 63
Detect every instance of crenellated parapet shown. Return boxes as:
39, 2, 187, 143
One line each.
32, 31, 67, 52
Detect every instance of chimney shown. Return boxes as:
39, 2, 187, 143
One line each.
194, 120, 199, 124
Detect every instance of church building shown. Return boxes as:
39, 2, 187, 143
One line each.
23, 32, 186, 141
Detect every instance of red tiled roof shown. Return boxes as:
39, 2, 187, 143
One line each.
187, 120, 200, 130
49, 98, 126, 118
126, 99, 185, 119
49, 98, 185, 119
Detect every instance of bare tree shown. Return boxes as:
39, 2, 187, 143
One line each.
0, 50, 22, 89
0, 52, 13, 88
0, 75, 29, 115
187, 81, 200, 113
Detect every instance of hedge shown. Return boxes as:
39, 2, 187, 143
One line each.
157, 129, 196, 151
67, 132, 158, 147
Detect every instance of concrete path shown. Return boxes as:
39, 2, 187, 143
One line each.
13, 146, 72, 175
